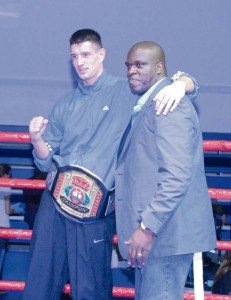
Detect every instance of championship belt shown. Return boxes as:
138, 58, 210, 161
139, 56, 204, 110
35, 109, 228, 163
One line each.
46, 161, 115, 223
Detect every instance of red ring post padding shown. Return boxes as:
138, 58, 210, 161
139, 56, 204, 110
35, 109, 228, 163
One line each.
0, 228, 231, 250
0, 281, 231, 299
203, 140, 231, 152
1, 178, 231, 200
216, 240, 231, 251
0, 132, 30, 143
0, 228, 32, 239
0, 178, 46, 189
208, 188, 231, 200
1, 132, 231, 152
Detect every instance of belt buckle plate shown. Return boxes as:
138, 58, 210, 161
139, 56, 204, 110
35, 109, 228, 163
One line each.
53, 167, 106, 222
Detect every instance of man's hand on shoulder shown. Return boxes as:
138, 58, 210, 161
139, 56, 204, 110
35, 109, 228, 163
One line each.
154, 81, 186, 116
154, 73, 195, 116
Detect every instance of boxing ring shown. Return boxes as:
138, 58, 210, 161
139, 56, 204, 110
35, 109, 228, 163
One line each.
0, 132, 231, 299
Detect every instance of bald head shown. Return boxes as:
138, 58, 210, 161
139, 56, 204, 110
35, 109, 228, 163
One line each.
125, 41, 167, 95
127, 41, 166, 64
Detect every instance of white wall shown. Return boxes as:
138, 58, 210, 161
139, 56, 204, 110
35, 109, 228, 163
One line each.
0, 0, 230, 132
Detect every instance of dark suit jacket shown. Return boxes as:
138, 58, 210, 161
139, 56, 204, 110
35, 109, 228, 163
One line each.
115, 78, 217, 259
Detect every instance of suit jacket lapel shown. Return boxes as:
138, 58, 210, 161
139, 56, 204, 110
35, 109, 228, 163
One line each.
118, 78, 171, 162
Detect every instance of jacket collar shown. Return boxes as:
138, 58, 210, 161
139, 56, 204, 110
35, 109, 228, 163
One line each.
118, 77, 171, 161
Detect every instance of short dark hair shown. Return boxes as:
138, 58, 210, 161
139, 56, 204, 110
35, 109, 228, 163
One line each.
0, 164, 11, 177
69, 29, 103, 48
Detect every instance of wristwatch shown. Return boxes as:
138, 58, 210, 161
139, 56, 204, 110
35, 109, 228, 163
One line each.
172, 71, 184, 82
139, 221, 151, 232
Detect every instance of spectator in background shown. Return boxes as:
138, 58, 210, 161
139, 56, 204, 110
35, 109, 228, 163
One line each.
212, 202, 227, 240
0, 164, 12, 229
24, 167, 47, 229
0, 164, 12, 292
0, 164, 26, 220
212, 251, 231, 295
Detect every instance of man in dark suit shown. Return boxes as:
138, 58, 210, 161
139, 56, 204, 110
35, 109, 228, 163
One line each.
115, 41, 217, 300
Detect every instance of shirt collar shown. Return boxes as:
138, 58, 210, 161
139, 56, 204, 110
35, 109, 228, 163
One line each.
133, 77, 166, 113
77, 70, 109, 95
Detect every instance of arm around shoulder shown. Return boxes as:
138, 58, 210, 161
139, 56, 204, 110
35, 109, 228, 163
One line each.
154, 71, 199, 115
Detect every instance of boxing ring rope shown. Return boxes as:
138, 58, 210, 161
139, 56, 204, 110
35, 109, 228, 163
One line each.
0, 281, 231, 300
0, 178, 231, 199
0, 178, 45, 190
1, 131, 231, 152
0, 132, 231, 298
0, 228, 230, 250
0, 132, 30, 143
